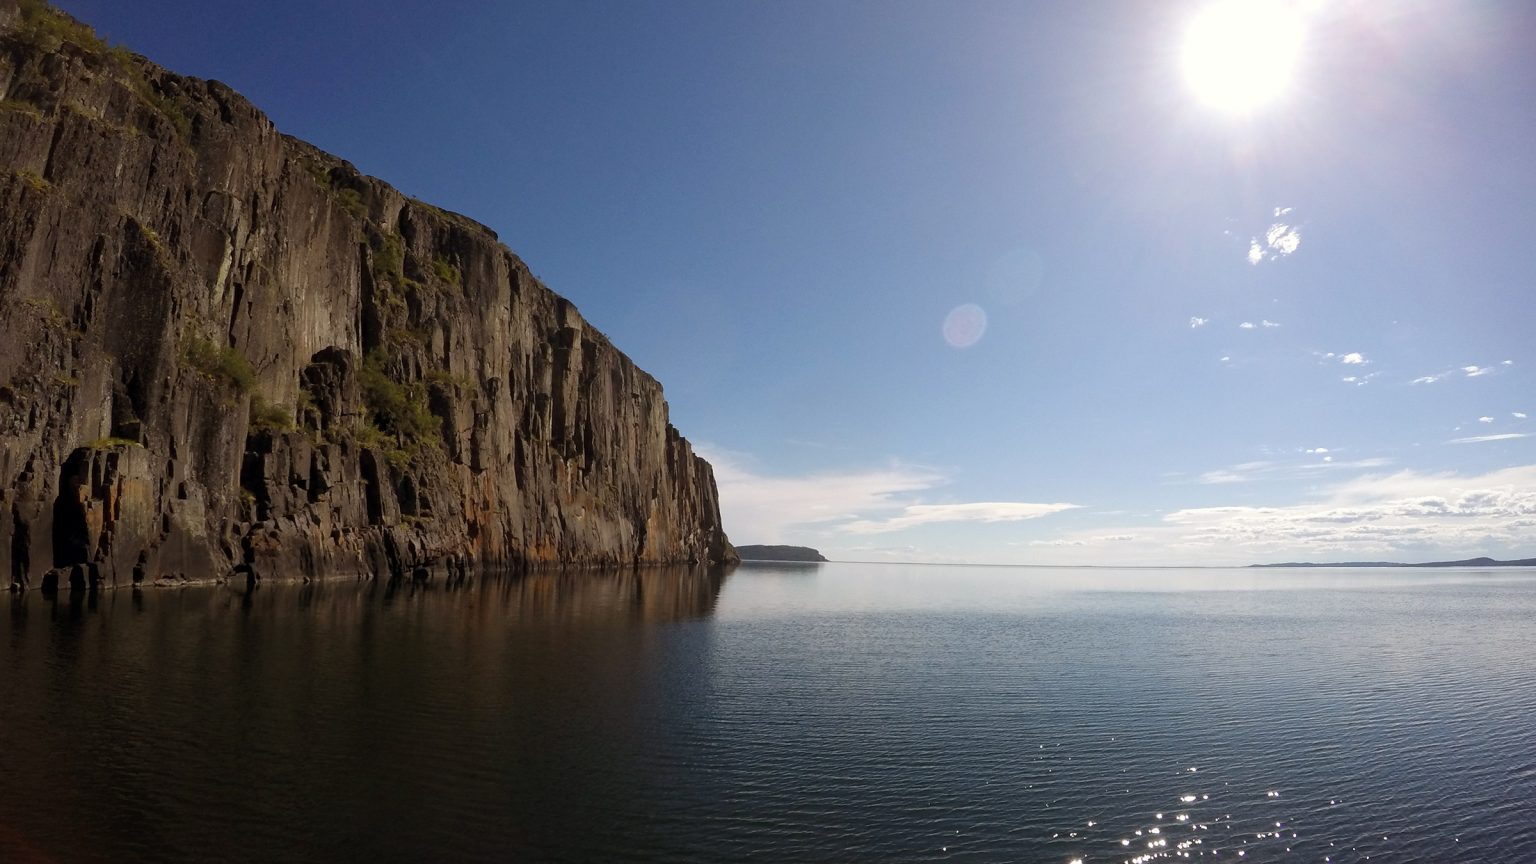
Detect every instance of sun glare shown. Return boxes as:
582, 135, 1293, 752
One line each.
1182, 0, 1304, 113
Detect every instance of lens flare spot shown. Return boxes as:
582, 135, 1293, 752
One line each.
942, 303, 988, 349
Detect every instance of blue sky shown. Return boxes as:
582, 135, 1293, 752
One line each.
60, 0, 1536, 564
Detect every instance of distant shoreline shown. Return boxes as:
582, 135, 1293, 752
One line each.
759, 557, 1536, 570
1249, 556, 1536, 569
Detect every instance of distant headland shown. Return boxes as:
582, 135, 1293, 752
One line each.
1251, 556, 1536, 569
735, 545, 829, 563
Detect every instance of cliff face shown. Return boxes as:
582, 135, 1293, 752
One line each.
0, 0, 734, 589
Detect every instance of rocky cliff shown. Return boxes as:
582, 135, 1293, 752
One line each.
0, 0, 734, 590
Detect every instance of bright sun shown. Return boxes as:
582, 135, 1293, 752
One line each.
1182, 0, 1304, 113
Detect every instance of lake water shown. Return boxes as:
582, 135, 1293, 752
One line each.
2, 562, 1534, 862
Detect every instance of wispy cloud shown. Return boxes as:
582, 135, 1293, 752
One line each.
1198, 461, 1272, 485
1239, 321, 1256, 330
1267, 223, 1301, 255
843, 502, 1080, 535
1479, 416, 1495, 424
700, 446, 1080, 542
1027, 534, 1138, 548
1516, 412, 1529, 420
1159, 465, 1536, 560
1261, 319, 1281, 328
699, 446, 942, 543
1315, 352, 1375, 384
1414, 361, 1513, 385
1190, 316, 1210, 328
1247, 215, 1302, 265
1026, 464, 1536, 565
1195, 457, 1393, 485
1448, 433, 1529, 445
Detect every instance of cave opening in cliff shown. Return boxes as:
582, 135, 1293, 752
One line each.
51, 448, 92, 569
109, 370, 147, 442
361, 452, 384, 525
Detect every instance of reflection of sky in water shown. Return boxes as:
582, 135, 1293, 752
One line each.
2, 563, 1531, 861
717, 561, 1536, 618
712, 564, 1536, 862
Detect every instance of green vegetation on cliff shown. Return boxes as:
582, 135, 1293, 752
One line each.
183, 337, 256, 394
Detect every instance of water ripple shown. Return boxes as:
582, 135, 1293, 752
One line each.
1, 565, 1533, 862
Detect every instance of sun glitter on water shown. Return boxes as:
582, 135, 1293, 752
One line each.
1182, 0, 1304, 113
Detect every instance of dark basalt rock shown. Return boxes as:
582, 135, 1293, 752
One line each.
0, 1, 736, 587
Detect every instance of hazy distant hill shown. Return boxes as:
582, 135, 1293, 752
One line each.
1252, 556, 1536, 568
735, 545, 829, 562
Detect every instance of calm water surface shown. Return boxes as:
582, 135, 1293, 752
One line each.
2, 563, 1534, 862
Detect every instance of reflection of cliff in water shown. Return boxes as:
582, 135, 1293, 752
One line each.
10, 565, 732, 632
1, 563, 732, 862
735, 560, 823, 576
473, 565, 730, 623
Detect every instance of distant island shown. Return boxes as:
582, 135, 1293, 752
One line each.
1252, 556, 1536, 569
735, 545, 829, 563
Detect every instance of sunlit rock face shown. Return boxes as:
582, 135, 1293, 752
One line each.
0, 0, 734, 587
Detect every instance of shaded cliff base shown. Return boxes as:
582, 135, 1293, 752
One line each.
9, 561, 735, 624
10, 544, 739, 598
